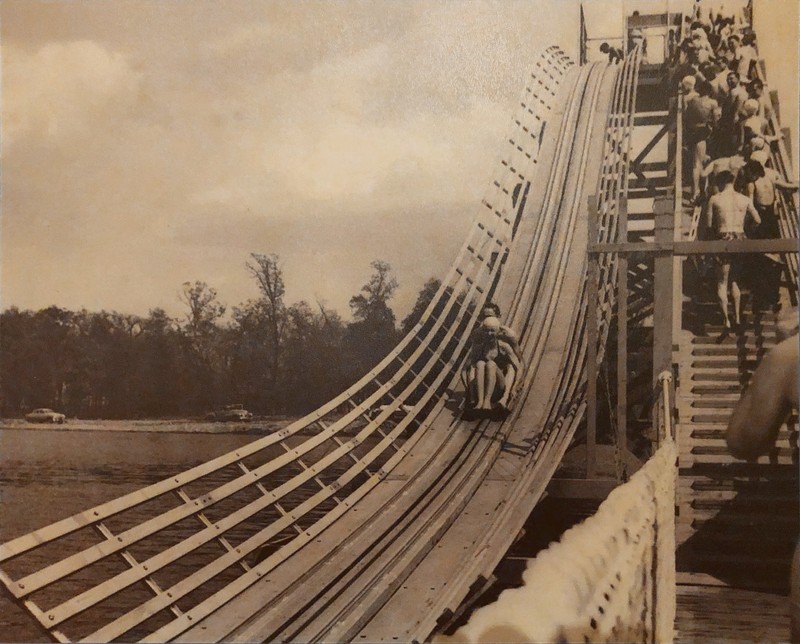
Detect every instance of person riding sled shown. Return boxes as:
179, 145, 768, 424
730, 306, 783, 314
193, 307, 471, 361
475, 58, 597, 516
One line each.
463, 315, 523, 418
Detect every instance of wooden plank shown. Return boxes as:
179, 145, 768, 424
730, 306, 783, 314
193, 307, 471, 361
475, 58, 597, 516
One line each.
587, 195, 600, 478
589, 238, 800, 255
652, 195, 674, 400
546, 478, 618, 499
633, 112, 669, 126
400, 60, 613, 643
617, 193, 628, 476
676, 584, 790, 643
674, 239, 799, 255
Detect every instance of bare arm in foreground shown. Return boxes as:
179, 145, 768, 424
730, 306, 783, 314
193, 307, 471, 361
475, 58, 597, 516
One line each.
726, 336, 798, 459
726, 334, 799, 642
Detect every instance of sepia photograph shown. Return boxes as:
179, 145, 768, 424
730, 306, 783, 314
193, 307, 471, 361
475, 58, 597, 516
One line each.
1, 0, 798, 641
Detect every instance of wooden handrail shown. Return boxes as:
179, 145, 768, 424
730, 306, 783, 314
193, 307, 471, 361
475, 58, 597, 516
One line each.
590, 238, 800, 255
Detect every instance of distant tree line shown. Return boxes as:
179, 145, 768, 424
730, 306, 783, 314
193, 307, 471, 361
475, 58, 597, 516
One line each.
0, 255, 441, 419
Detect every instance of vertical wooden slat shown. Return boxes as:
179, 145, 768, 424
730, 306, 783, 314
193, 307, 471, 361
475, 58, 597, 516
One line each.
672, 91, 685, 347
587, 195, 600, 478
652, 194, 675, 455
579, 4, 587, 66
616, 195, 629, 479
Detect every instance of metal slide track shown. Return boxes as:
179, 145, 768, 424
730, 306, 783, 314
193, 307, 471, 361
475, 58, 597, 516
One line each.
0, 46, 639, 643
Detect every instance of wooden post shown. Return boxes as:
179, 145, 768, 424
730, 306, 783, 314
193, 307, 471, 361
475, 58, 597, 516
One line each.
579, 4, 587, 66
587, 195, 599, 478
652, 195, 674, 453
672, 94, 684, 351
616, 196, 628, 480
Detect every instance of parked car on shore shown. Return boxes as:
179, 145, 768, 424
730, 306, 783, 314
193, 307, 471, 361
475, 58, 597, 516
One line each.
205, 404, 253, 422
25, 408, 66, 424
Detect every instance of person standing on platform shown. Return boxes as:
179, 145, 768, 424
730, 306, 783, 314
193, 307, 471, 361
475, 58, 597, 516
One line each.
718, 71, 748, 156
685, 80, 721, 203
744, 150, 799, 312
709, 62, 732, 105
748, 78, 774, 121
706, 170, 761, 332
699, 153, 746, 241
680, 75, 698, 102
740, 99, 782, 153
737, 33, 758, 80
599, 42, 623, 64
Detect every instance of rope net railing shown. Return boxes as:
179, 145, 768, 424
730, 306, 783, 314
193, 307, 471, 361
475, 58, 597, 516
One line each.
441, 374, 677, 644
0, 48, 574, 644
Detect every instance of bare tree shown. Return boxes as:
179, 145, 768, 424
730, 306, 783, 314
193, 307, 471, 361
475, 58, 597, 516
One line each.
180, 281, 225, 355
246, 253, 289, 410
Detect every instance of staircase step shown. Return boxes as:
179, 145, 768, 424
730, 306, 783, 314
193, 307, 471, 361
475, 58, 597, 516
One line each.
691, 428, 794, 441
628, 188, 669, 199
691, 346, 768, 357
680, 462, 798, 477
690, 384, 743, 395
691, 372, 750, 382
684, 441, 795, 456
676, 534, 797, 559
687, 390, 748, 401
691, 513, 798, 529
690, 414, 730, 424
676, 552, 795, 579
684, 476, 799, 492
689, 399, 739, 409
691, 495, 798, 512
677, 520, 798, 541
691, 359, 759, 369
692, 335, 772, 346
680, 480, 799, 495
681, 453, 795, 466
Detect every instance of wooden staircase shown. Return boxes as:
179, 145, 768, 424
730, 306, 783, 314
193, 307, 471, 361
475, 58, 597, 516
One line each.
675, 293, 799, 591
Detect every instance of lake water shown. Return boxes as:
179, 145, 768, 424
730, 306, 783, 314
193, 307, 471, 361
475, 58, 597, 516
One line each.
0, 425, 268, 642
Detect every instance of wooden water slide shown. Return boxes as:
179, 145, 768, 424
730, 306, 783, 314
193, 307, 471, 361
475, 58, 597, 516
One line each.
0, 46, 641, 643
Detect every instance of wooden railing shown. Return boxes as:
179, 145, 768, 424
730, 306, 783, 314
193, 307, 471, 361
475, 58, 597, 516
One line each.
586, 43, 643, 478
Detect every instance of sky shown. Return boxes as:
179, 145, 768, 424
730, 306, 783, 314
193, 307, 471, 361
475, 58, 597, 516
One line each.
1, 0, 796, 322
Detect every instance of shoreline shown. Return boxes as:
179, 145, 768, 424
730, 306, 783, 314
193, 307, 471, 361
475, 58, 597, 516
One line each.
0, 417, 297, 434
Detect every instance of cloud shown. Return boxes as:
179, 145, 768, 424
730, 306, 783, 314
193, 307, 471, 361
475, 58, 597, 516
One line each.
188, 35, 509, 219
3, 40, 142, 147
1, 1, 579, 322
